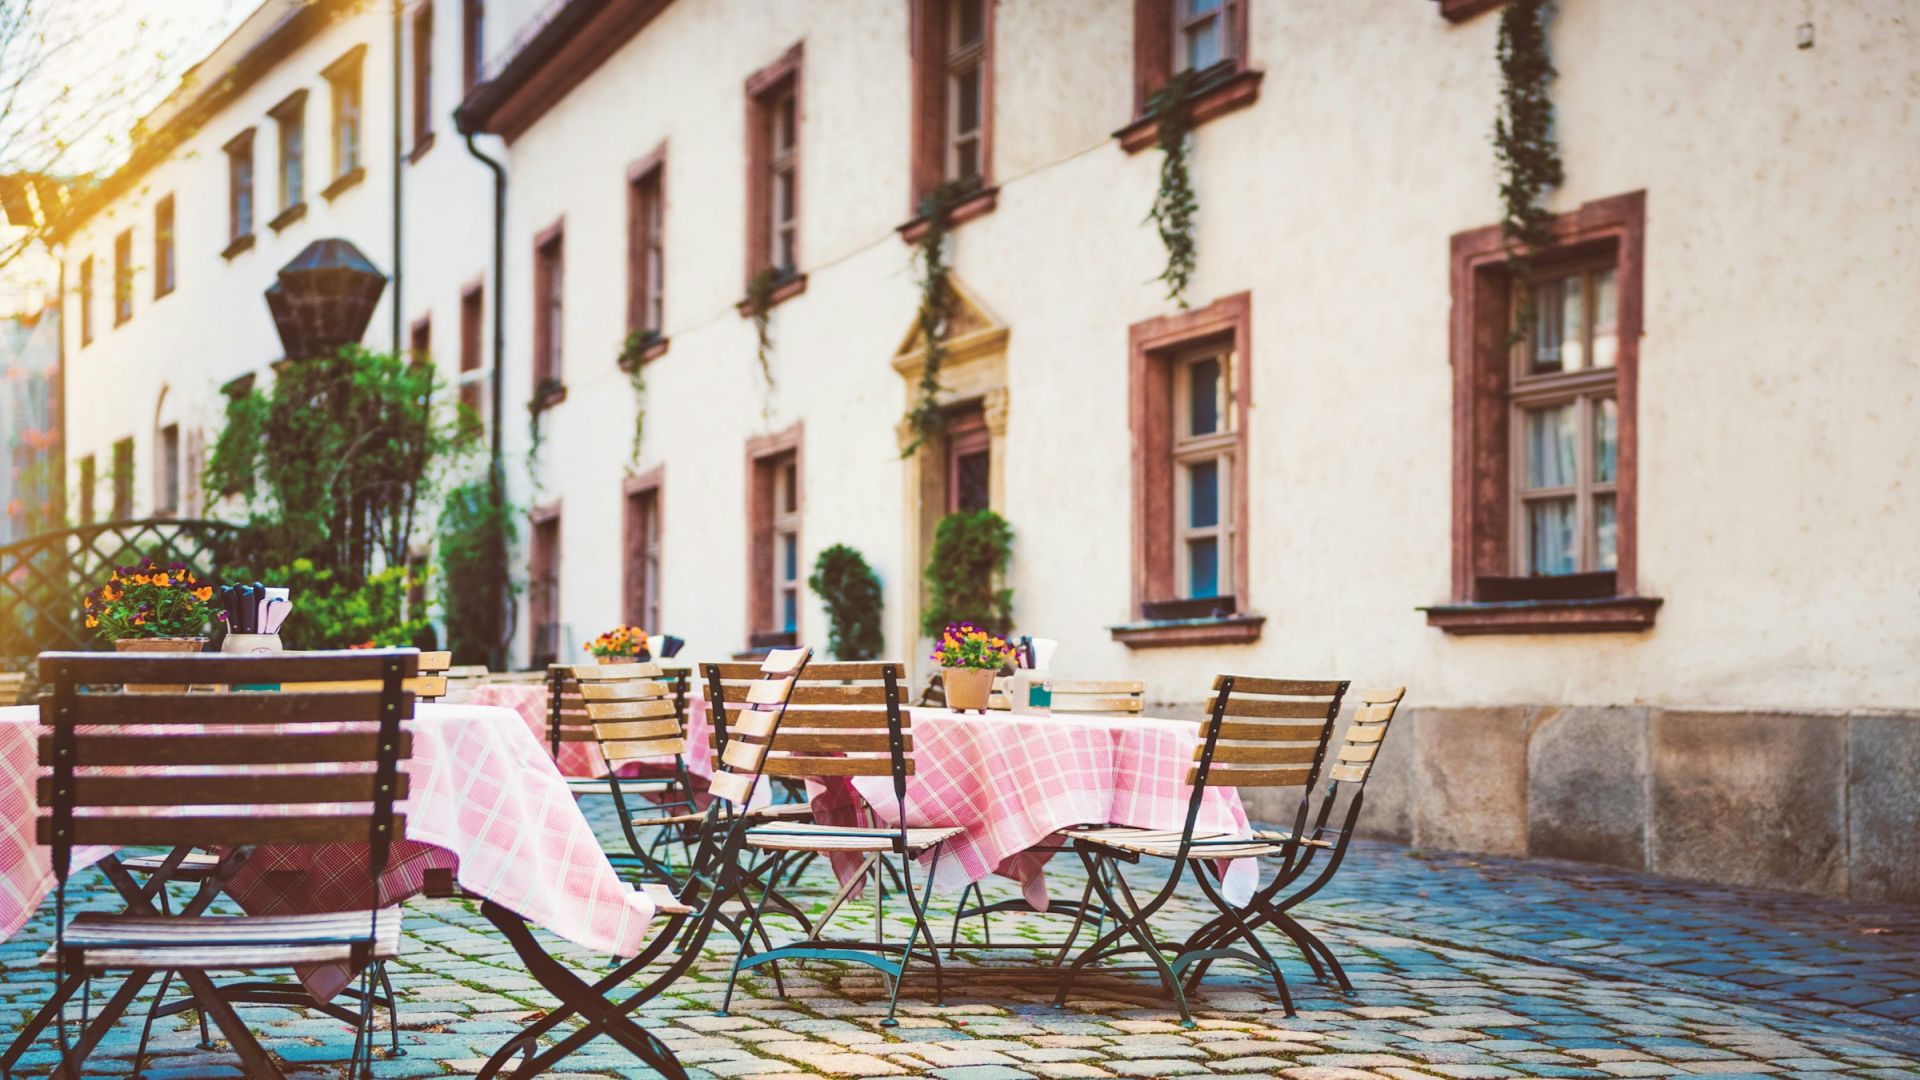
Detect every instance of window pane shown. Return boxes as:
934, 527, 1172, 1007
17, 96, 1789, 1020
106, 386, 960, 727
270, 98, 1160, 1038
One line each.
1187, 459, 1219, 529
1184, 18, 1221, 70
1590, 267, 1619, 370
1526, 498, 1577, 576
1560, 273, 1586, 371
1593, 494, 1618, 571
782, 589, 797, 633
955, 0, 984, 48
954, 138, 979, 181
1185, 0, 1223, 14
781, 461, 797, 513
954, 66, 981, 133
781, 533, 797, 581
1187, 537, 1220, 599
1187, 356, 1220, 435
776, 92, 796, 152
955, 449, 990, 513
1592, 397, 1618, 484
774, 169, 795, 222
1523, 403, 1577, 490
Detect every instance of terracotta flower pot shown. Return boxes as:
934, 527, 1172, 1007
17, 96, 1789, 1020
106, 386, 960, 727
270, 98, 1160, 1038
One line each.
943, 666, 996, 713
597, 651, 649, 665
115, 636, 207, 693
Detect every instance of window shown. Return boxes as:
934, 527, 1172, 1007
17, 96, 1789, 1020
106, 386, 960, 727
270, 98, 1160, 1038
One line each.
77, 455, 95, 525
528, 507, 560, 666
1117, 291, 1257, 647
110, 438, 134, 519
533, 224, 564, 397
744, 46, 803, 288
153, 196, 175, 298
459, 282, 485, 424
225, 129, 255, 251
746, 427, 802, 648
410, 316, 430, 363
412, 2, 434, 152
77, 256, 93, 346
1120, 0, 1258, 154
624, 474, 663, 631
945, 407, 990, 514
155, 424, 180, 515
324, 46, 365, 187
462, 0, 484, 92
1431, 190, 1656, 635
269, 90, 306, 220
908, 0, 995, 218
112, 230, 133, 325
627, 154, 665, 338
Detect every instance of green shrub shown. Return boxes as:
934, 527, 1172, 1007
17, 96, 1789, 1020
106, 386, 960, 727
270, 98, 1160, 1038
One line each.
809, 544, 885, 661
438, 479, 519, 668
920, 510, 1013, 637
262, 558, 429, 650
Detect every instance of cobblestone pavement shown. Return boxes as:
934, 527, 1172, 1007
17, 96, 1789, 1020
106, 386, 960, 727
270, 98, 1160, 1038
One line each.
3, 802, 1915, 1079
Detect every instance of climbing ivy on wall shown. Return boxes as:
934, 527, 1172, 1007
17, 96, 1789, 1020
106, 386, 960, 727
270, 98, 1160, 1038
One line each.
1147, 69, 1201, 309
901, 179, 972, 458
617, 329, 660, 465
746, 267, 779, 395
1493, 0, 1565, 325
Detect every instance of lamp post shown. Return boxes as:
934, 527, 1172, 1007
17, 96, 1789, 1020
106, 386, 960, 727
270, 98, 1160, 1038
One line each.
263, 238, 388, 361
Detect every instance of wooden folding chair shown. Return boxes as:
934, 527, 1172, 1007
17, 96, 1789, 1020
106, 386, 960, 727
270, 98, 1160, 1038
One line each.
471, 649, 814, 1080
23, 649, 418, 1080
716, 661, 964, 1025
1179, 687, 1407, 994
548, 662, 698, 884
1057, 676, 1348, 1024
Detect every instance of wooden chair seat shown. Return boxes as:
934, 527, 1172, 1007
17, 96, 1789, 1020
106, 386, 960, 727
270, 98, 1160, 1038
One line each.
1065, 825, 1327, 861
564, 776, 678, 797
43, 908, 402, 973
641, 882, 693, 916
745, 821, 964, 854
118, 851, 225, 879
648, 801, 815, 828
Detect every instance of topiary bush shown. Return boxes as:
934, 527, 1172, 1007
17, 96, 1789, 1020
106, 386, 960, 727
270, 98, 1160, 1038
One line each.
438, 479, 519, 668
809, 544, 885, 661
920, 509, 1013, 637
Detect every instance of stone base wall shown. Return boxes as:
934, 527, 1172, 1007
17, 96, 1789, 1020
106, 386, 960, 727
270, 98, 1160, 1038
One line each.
1205, 704, 1920, 904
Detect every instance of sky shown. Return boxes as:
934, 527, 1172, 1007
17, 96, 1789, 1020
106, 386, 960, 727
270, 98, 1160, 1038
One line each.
0, 0, 255, 314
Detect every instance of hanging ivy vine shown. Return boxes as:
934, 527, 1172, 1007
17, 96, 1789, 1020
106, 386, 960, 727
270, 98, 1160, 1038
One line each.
745, 267, 779, 394
617, 329, 661, 465
1493, 0, 1565, 333
1146, 69, 1200, 309
900, 179, 971, 459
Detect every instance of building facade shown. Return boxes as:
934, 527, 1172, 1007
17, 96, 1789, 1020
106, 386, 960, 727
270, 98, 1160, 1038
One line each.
455, 0, 1920, 902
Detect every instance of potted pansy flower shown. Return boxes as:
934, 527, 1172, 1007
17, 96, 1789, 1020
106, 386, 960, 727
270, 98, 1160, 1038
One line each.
933, 621, 1012, 713
84, 560, 214, 691
585, 625, 651, 664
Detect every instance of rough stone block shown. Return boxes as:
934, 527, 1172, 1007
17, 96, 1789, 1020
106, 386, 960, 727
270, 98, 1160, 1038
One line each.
1527, 706, 1651, 870
1409, 706, 1536, 856
1847, 711, 1920, 903
1649, 710, 1847, 896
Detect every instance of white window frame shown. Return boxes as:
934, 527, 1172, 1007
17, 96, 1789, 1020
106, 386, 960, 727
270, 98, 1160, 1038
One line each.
945, 0, 985, 182
1171, 344, 1236, 600
767, 84, 798, 274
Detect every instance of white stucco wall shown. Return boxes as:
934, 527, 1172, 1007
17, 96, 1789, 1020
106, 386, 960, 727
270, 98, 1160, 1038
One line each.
492, 0, 1920, 709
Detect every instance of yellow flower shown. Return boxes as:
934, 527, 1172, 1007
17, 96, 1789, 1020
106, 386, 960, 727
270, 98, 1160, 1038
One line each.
84, 615, 98, 628
153, 573, 170, 587
193, 586, 213, 601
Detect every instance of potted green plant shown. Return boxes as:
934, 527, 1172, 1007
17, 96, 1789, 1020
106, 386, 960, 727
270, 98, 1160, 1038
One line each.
84, 560, 214, 691
932, 621, 1012, 713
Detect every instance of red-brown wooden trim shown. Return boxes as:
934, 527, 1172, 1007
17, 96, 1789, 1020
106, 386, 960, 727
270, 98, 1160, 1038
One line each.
457, 0, 672, 143
907, 0, 995, 213
744, 422, 803, 639
1446, 190, 1648, 620
1127, 291, 1253, 629
1423, 597, 1662, 635
1439, 0, 1505, 22
1115, 69, 1263, 155
743, 42, 803, 284
627, 142, 667, 337
622, 465, 664, 628
733, 272, 808, 318
532, 217, 564, 391
896, 185, 999, 244
1111, 614, 1265, 649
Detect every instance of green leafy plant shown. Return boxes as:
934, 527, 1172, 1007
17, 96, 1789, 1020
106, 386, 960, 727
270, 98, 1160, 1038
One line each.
83, 559, 214, 641
809, 544, 885, 661
254, 557, 429, 650
438, 478, 519, 668
1147, 69, 1201, 309
901, 179, 973, 458
920, 509, 1013, 637
746, 267, 779, 393
618, 329, 660, 464
1493, 0, 1565, 330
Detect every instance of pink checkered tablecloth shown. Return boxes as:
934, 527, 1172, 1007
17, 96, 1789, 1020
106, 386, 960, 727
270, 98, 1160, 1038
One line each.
0, 702, 656, 1001
842, 709, 1259, 910
468, 681, 718, 781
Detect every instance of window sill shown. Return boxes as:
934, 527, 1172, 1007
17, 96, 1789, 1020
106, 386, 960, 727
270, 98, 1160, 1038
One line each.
1438, 0, 1505, 22
322, 166, 365, 202
221, 233, 256, 261
734, 630, 798, 660
408, 132, 435, 164
1110, 613, 1265, 649
1422, 596, 1663, 636
529, 382, 568, 412
268, 202, 307, 233
619, 334, 670, 370
896, 185, 999, 244
734, 272, 808, 317
1115, 68, 1264, 155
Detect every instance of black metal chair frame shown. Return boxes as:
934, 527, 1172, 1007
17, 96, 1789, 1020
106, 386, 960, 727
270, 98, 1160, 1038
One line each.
473, 648, 816, 1080
17, 649, 414, 1080
1053, 676, 1347, 1026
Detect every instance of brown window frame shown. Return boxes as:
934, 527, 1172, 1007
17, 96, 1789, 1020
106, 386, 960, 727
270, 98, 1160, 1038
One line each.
110, 437, 134, 520
112, 229, 133, 327
1428, 189, 1659, 635
268, 90, 308, 222
459, 280, 485, 425
412, 1, 435, 158
906, 0, 997, 228
1116, 291, 1260, 648
532, 220, 565, 405
462, 0, 484, 93
77, 255, 93, 346
528, 502, 561, 666
155, 423, 181, 515
1117, 0, 1260, 155
744, 423, 803, 650
742, 44, 806, 306
410, 315, 431, 364
77, 454, 96, 525
623, 467, 664, 632
153, 195, 176, 299
323, 45, 367, 192
626, 147, 668, 347
224, 129, 256, 254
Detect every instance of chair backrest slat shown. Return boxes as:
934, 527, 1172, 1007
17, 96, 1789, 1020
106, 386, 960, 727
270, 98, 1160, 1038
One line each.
698, 648, 814, 809
1325, 687, 1405, 785
38, 731, 416, 768
1189, 675, 1345, 791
